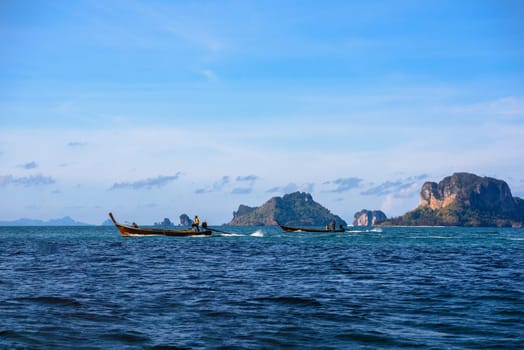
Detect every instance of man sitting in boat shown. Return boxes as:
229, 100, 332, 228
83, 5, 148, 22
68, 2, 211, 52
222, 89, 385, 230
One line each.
192, 215, 200, 232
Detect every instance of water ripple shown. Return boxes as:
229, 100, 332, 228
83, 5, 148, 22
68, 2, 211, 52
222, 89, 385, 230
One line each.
1, 226, 523, 349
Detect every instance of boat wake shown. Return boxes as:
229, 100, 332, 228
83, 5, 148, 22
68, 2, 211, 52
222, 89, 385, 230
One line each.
251, 230, 264, 237
215, 230, 263, 237
220, 233, 245, 237
349, 228, 383, 233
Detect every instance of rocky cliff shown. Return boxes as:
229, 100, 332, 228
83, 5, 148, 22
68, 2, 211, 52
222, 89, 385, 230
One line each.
228, 192, 347, 226
154, 218, 174, 227
382, 173, 524, 227
179, 214, 192, 226
353, 210, 387, 226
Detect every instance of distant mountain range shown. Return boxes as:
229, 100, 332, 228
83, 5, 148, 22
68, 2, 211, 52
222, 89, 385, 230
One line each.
0, 216, 91, 226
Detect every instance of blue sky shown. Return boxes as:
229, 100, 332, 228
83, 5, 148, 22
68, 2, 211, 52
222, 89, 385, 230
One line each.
1, 0, 523, 224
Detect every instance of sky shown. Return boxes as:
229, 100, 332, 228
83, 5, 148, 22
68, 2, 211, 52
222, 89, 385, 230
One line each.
1, 0, 524, 225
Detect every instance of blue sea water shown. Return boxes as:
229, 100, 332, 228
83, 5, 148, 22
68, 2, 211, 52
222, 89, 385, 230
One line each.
1, 226, 523, 349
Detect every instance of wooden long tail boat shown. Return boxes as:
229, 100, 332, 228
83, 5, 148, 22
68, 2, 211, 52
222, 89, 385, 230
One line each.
278, 222, 346, 233
109, 213, 212, 237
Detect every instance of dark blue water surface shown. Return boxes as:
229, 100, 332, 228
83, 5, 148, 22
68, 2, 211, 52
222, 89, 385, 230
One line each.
1, 226, 523, 349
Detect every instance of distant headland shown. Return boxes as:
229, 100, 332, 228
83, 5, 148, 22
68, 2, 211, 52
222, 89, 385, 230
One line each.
0, 216, 90, 226
380, 172, 524, 227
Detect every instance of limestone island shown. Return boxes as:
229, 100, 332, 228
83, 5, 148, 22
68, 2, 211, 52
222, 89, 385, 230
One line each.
228, 191, 347, 226
380, 172, 524, 227
353, 210, 387, 226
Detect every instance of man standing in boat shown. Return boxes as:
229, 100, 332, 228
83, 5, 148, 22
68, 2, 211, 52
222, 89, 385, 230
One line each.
192, 215, 200, 232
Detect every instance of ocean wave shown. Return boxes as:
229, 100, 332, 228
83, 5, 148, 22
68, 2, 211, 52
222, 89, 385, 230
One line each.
255, 296, 321, 307
17, 296, 82, 307
2, 225, 523, 349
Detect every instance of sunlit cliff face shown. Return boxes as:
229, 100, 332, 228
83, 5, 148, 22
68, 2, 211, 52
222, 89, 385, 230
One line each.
419, 173, 518, 213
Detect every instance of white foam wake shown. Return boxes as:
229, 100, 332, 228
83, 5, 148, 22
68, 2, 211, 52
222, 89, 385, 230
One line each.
350, 228, 383, 233
251, 230, 264, 237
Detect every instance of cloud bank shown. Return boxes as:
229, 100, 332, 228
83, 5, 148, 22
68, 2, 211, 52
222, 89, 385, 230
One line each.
0, 174, 56, 187
361, 174, 428, 198
195, 176, 231, 194
110, 173, 181, 190
236, 175, 258, 183
18, 161, 38, 170
231, 175, 259, 194
324, 177, 363, 193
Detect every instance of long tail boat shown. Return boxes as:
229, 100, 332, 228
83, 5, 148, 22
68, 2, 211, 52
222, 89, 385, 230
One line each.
278, 222, 346, 233
109, 213, 212, 237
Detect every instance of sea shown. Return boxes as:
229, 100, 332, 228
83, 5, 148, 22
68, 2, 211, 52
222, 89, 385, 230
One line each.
1, 225, 523, 349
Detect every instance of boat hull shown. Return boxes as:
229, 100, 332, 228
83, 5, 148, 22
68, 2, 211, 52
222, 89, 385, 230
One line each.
109, 213, 212, 237
278, 224, 345, 233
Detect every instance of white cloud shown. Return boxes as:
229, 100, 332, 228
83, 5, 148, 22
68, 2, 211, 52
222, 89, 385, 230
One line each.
1, 119, 523, 224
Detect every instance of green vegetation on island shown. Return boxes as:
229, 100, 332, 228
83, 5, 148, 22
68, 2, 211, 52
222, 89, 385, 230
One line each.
380, 172, 524, 227
228, 191, 347, 226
